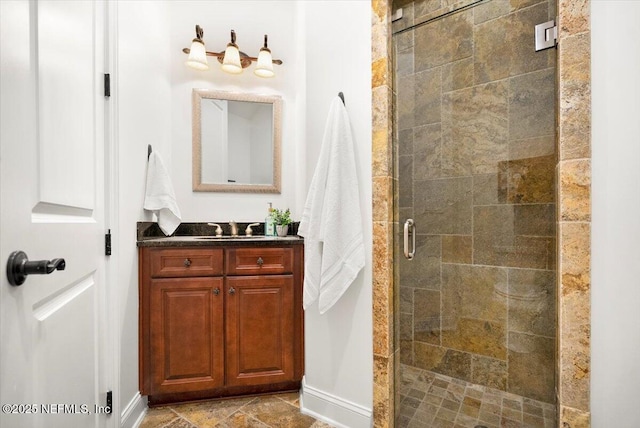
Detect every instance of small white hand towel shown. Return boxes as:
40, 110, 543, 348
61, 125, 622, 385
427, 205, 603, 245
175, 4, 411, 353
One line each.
298, 96, 365, 314
144, 151, 182, 236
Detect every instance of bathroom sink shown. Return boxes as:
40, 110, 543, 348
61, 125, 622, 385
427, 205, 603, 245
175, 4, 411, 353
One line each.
196, 235, 265, 239
193, 235, 299, 240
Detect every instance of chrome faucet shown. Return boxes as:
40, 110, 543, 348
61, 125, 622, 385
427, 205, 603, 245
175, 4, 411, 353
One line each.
229, 221, 239, 237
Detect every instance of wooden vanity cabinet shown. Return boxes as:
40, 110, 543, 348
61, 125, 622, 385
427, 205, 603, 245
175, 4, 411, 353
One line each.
139, 243, 303, 405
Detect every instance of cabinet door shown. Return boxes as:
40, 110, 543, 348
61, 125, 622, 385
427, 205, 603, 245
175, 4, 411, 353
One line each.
150, 277, 224, 395
225, 276, 295, 386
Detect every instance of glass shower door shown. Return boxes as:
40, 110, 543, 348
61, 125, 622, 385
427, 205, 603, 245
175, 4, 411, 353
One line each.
394, 0, 557, 426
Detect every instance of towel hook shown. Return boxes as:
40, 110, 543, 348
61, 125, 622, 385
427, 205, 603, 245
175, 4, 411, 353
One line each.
147, 144, 152, 160
338, 92, 345, 106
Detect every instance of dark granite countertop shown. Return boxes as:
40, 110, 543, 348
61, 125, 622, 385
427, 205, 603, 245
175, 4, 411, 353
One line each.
137, 222, 303, 248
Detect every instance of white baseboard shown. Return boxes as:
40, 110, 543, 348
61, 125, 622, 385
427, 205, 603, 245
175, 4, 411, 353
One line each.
121, 392, 147, 428
300, 377, 372, 428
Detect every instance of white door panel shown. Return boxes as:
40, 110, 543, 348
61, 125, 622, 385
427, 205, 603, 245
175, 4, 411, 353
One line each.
38, 0, 96, 210
1, 1, 108, 427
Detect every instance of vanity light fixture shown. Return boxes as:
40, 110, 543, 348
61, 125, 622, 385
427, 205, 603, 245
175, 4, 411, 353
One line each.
183, 25, 282, 78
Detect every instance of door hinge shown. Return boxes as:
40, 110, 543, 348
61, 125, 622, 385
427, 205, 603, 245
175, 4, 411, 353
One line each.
105, 390, 113, 414
391, 8, 403, 22
535, 18, 558, 51
104, 73, 111, 97
105, 229, 112, 256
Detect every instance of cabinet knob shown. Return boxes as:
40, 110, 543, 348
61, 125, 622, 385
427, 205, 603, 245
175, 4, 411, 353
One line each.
213, 288, 220, 295
229, 287, 236, 295
184, 258, 191, 267
257, 257, 264, 266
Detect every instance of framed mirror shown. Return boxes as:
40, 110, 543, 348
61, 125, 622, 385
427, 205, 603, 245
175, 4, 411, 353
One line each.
192, 89, 282, 193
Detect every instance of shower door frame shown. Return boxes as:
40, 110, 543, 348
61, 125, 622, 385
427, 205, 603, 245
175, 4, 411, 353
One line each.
370, 0, 593, 427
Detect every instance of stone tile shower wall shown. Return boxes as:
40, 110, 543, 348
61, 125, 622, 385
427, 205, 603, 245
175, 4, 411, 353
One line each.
395, 0, 557, 404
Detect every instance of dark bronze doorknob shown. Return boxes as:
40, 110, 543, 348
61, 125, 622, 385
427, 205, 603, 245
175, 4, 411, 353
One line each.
6, 250, 66, 286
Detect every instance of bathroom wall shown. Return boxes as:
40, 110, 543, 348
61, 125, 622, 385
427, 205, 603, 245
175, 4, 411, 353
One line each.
591, 1, 640, 425
115, 1, 172, 425
168, 1, 302, 222
300, 2, 373, 427
114, 1, 372, 427
394, 0, 557, 403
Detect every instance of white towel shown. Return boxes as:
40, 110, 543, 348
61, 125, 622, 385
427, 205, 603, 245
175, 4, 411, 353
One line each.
298, 96, 365, 314
144, 151, 182, 235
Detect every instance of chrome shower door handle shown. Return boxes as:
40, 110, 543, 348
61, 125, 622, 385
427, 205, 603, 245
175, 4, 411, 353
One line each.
404, 219, 416, 260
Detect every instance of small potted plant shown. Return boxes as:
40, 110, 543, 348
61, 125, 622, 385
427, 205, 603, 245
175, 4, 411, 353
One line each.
272, 208, 292, 237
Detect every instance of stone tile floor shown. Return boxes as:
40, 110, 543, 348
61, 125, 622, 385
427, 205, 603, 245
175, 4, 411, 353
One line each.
398, 365, 556, 428
140, 392, 334, 428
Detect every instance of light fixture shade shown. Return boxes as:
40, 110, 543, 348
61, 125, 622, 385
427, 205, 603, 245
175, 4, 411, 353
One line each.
254, 48, 274, 78
186, 40, 209, 70
222, 44, 242, 74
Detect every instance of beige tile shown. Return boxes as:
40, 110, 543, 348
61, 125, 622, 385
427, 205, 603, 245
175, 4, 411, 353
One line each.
373, 176, 393, 221
442, 57, 473, 93
216, 411, 270, 428
498, 155, 555, 204
473, 173, 500, 206
373, 354, 394, 428
442, 317, 507, 360
559, 159, 591, 222
474, 4, 553, 84
373, 57, 389, 89
508, 269, 556, 337
442, 264, 508, 324
414, 0, 443, 21
509, 68, 556, 141
473, 205, 552, 269
414, 68, 443, 127
140, 407, 179, 428
373, 85, 393, 134
413, 123, 442, 179
509, 135, 555, 161
558, 32, 591, 161
413, 289, 441, 344
559, 289, 590, 411
172, 397, 254, 428
559, 222, 590, 294
559, 405, 590, 428
400, 235, 441, 290
474, 15, 510, 83
165, 418, 197, 428
397, 72, 416, 131
471, 355, 507, 391
441, 235, 472, 264
558, 0, 589, 36
415, 9, 473, 72
506, 4, 555, 77
442, 81, 509, 176
274, 392, 300, 407
242, 396, 316, 428
398, 155, 414, 208
415, 177, 473, 235
523, 412, 545, 428
373, 128, 393, 178
507, 332, 555, 403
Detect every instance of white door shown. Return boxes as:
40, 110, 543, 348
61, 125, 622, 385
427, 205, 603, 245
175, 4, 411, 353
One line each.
0, 1, 109, 427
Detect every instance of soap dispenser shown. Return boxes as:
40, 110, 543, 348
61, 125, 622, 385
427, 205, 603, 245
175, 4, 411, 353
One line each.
265, 202, 275, 236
